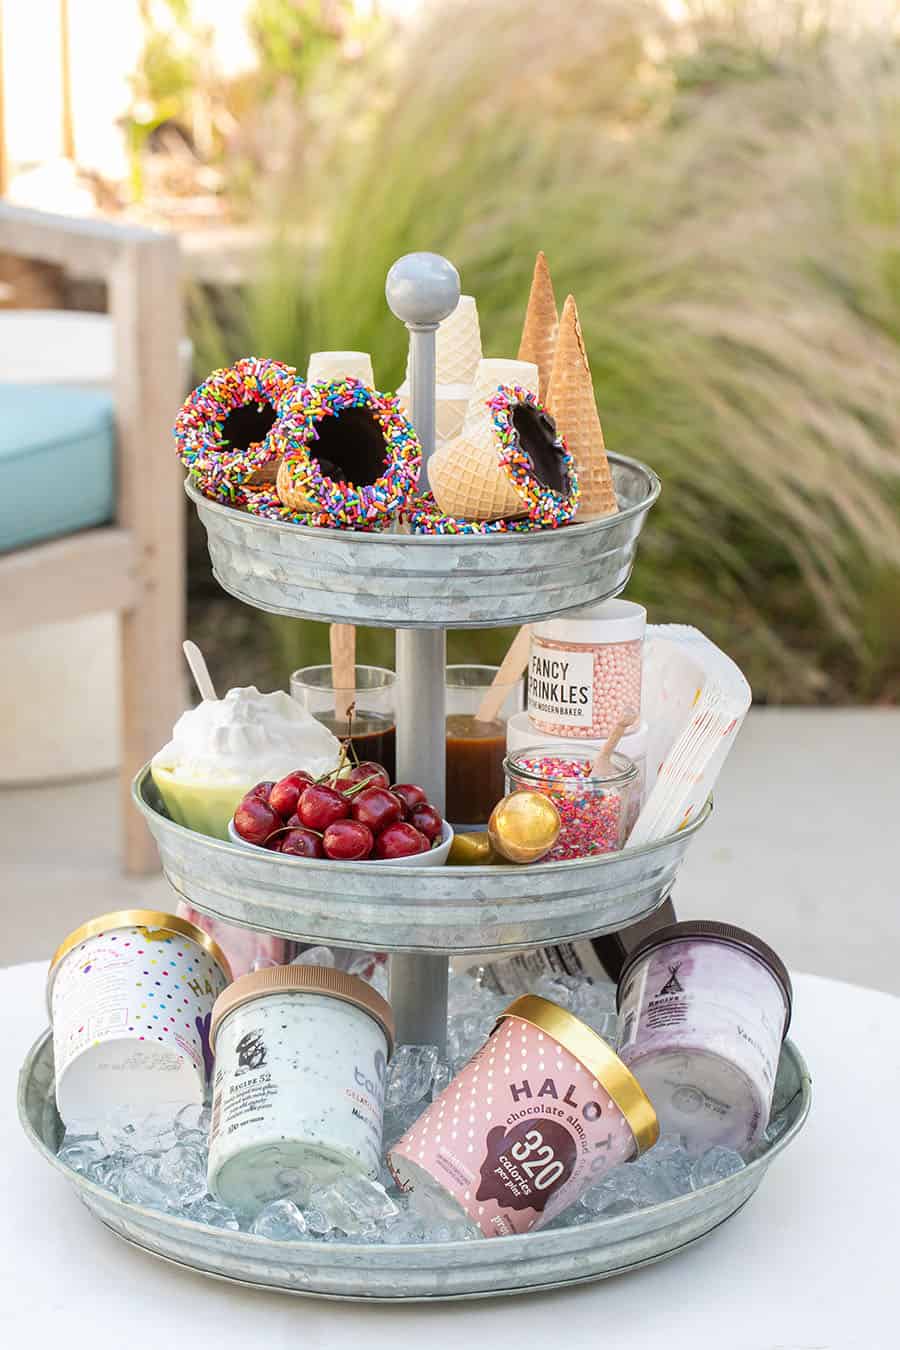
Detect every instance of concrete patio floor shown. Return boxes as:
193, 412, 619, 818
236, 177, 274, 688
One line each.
2, 708, 898, 993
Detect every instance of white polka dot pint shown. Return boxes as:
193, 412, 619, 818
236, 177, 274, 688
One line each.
528, 599, 645, 738
48, 910, 231, 1131
617, 921, 792, 1155
207, 966, 394, 1216
388, 995, 658, 1237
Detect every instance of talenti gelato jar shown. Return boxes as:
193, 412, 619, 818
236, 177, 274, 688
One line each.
207, 965, 393, 1216
528, 599, 645, 739
616, 921, 792, 1154
389, 995, 657, 1237
49, 910, 230, 1131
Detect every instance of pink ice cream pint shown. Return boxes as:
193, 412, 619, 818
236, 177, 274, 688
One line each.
48, 910, 231, 1132
616, 921, 792, 1154
388, 995, 658, 1238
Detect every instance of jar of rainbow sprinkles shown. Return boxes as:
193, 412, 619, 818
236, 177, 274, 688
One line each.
503, 749, 640, 860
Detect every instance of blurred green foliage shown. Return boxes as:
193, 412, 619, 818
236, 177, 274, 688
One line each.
190, 0, 900, 703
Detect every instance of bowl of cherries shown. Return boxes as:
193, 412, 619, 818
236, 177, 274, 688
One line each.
228, 761, 453, 867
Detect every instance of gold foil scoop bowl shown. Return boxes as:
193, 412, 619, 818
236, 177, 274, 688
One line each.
488, 789, 560, 864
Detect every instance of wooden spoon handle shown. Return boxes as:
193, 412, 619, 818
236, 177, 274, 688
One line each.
475, 626, 532, 723
329, 624, 357, 723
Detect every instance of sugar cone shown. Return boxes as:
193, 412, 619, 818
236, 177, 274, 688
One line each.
462, 358, 538, 445
545, 295, 618, 518
276, 456, 318, 512
307, 351, 375, 386
429, 434, 526, 521
517, 252, 559, 402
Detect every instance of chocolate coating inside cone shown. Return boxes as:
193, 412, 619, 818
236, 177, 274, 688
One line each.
511, 403, 569, 495
312, 406, 389, 485
222, 400, 277, 450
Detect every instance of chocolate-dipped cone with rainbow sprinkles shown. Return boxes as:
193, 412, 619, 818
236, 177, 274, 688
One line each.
427, 383, 579, 527
174, 356, 300, 505
274, 378, 421, 529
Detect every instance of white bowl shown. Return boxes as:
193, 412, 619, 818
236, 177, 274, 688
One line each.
228, 816, 454, 867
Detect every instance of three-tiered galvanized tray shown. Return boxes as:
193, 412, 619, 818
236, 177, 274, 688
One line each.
20, 252, 810, 1300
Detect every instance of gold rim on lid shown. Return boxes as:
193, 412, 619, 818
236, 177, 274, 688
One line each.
497, 994, 659, 1154
210, 964, 395, 1056
48, 909, 232, 999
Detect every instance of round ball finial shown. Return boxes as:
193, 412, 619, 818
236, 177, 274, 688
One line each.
385, 253, 461, 327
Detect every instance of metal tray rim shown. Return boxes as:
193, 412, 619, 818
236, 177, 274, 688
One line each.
184, 452, 661, 547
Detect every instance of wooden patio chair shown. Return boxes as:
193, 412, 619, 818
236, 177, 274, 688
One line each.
0, 203, 185, 874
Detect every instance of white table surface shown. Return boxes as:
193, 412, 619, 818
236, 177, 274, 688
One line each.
2, 961, 895, 1349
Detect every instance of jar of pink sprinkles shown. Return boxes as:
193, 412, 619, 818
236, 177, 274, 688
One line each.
528, 599, 645, 739
504, 749, 641, 860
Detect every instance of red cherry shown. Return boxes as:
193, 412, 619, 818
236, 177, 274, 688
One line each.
281, 827, 325, 859
269, 771, 314, 819
234, 796, 281, 845
344, 761, 390, 789
352, 786, 403, 833
285, 812, 302, 828
323, 819, 374, 861
373, 821, 430, 859
409, 804, 443, 843
391, 784, 428, 817
298, 783, 350, 831
246, 780, 276, 802
265, 835, 284, 852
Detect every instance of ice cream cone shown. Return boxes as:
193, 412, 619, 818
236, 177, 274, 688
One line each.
429, 383, 577, 525
545, 295, 618, 519
517, 252, 559, 402
307, 352, 375, 386
402, 295, 482, 387
463, 358, 538, 444
429, 434, 527, 521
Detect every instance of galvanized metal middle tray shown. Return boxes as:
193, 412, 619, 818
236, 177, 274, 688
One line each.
19, 1031, 811, 1302
135, 768, 711, 953
186, 453, 660, 629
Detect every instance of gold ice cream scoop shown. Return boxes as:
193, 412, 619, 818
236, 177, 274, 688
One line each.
488, 789, 560, 864
448, 831, 498, 866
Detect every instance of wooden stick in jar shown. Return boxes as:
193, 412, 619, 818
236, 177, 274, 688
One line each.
590, 708, 638, 777
475, 625, 532, 724
329, 624, 356, 723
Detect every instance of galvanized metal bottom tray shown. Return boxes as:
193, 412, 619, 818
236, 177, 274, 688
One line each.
186, 453, 660, 629
19, 1031, 810, 1302
134, 768, 712, 953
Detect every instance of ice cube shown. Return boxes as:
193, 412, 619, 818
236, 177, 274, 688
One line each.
386, 1044, 439, 1108
57, 1137, 106, 1175
155, 1143, 209, 1205
87, 1156, 124, 1191
250, 1198, 310, 1241
302, 1205, 332, 1236
185, 1196, 240, 1230
117, 1155, 174, 1210
431, 1060, 453, 1101
291, 946, 335, 968
175, 1103, 211, 1137
98, 1111, 178, 1156
690, 1147, 745, 1189
310, 1175, 398, 1238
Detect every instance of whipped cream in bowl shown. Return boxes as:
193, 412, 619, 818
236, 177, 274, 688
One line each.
151, 686, 342, 840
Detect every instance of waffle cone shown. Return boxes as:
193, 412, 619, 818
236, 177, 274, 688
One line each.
276, 457, 318, 512
517, 252, 559, 402
546, 294, 618, 519
429, 435, 526, 521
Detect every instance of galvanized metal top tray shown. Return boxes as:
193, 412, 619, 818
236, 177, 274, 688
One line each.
135, 767, 710, 954
186, 453, 660, 628
20, 1030, 811, 1301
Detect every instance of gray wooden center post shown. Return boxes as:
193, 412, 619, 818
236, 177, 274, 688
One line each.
385, 254, 461, 1054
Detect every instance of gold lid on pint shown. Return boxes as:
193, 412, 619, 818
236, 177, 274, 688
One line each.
210, 963, 395, 1055
48, 908, 232, 998
498, 993, 659, 1154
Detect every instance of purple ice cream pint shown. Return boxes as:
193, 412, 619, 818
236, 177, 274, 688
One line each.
388, 994, 658, 1238
48, 909, 231, 1132
616, 920, 792, 1154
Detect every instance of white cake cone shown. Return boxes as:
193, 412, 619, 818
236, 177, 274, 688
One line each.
307, 351, 375, 386
462, 358, 538, 444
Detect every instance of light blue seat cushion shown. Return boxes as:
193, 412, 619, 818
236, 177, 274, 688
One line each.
0, 384, 116, 552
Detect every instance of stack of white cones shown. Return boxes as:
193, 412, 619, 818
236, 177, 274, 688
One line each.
307, 352, 375, 386
398, 295, 483, 446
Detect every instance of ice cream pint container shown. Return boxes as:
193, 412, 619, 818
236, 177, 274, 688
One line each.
48, 910, 231, 1131
207, 965, 394, 1216
616, 921, 792, 1154
388, 995, 658, 1237
529, 599, 645, 739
